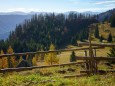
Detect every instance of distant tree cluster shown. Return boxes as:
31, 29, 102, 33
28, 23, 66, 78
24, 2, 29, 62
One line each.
0, 13, 98, 53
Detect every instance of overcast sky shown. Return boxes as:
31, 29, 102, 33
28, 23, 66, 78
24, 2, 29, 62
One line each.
0, 0, 115, 13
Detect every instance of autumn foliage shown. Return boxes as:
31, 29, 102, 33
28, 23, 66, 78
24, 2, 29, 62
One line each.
7, 46, 17, 68
0, 50, 8, 69
45, 44, 59, 65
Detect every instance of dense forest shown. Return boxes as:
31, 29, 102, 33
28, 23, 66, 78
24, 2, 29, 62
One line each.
0, 13, 98, 53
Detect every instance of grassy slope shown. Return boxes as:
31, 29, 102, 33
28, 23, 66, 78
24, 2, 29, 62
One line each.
0, 22, 115, 86
98, 22, 115, 40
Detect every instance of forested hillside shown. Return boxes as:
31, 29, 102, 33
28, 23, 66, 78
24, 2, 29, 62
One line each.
0, 13, 98, 53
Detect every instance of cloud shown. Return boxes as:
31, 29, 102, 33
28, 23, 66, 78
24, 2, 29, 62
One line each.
105, 3, 115, 7
76, 7, 114, 12
8, 8, 39, 12
93, 0, 115, 5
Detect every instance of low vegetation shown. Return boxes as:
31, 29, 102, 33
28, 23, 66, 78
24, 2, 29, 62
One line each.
0, 70, 115, 86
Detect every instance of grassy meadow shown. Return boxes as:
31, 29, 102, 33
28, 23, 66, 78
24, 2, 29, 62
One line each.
0, 69, 115, 86
0, 22, 115, 86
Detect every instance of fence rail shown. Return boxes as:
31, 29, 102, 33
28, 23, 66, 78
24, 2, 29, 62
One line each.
0, 42, 114, 75
0, 46, 103, 58
76, 56, 115, 60
78, 43, 115, 47
0, 56, 115, 73
0, 62, 86, 73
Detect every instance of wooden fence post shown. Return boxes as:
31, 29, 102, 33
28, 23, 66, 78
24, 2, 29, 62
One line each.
89, 24, 98, 75
84, 50, 89, 74
8, 56, 12, 68
94, 49, 96, 57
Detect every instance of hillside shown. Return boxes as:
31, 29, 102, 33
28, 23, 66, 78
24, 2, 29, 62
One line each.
0, 9, 114, 40
0, 15, 32, 40
98, 8, 115, 22
0, 13, 98, 53
0, 11, 99, 40
99, 22, 115, 39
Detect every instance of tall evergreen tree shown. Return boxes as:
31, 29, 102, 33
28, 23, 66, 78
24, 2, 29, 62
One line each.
94, 25, 99, 38
107, 33, 112, 42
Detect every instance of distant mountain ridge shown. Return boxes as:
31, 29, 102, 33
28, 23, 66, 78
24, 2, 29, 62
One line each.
0, 9, 114, 40
0, 15, 32, 40
98, 8, 115, 22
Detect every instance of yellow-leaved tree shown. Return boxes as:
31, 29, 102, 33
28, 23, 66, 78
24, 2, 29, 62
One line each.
7, 46, 17, 68
32, 55, 37, 66
0, 50, 8, 68
19, 56, 23, 63
45, 44, 59, 65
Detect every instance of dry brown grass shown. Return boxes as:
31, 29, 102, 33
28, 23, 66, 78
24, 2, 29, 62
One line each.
98, 22, 115, 39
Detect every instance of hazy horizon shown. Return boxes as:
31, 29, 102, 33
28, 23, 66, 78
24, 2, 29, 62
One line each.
0, 0, 115, 13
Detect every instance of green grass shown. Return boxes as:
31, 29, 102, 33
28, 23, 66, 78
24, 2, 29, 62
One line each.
0, 71, 115, 86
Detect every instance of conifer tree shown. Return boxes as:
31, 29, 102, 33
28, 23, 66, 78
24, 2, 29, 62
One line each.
107, 33, 112, 42
70, 51, 76, 62
94, 25, 99, 38
45, 44, 59, 65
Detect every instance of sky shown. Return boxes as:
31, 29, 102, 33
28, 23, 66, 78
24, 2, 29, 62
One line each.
0, 0, 115, 13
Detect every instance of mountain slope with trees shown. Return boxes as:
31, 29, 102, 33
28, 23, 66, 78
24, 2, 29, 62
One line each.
0, 13, 98, 53
98, 8, 115, 22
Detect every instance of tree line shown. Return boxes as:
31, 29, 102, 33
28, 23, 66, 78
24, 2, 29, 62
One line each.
0, 13, 98, 53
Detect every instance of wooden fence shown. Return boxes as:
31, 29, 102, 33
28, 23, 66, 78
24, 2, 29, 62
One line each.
0, 47, 115, 74
0, 24, 115, 75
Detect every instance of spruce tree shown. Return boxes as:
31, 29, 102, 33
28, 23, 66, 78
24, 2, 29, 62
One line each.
70, 51, 76, 62
107, 33, 112, 42
94, 25, 99, 38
